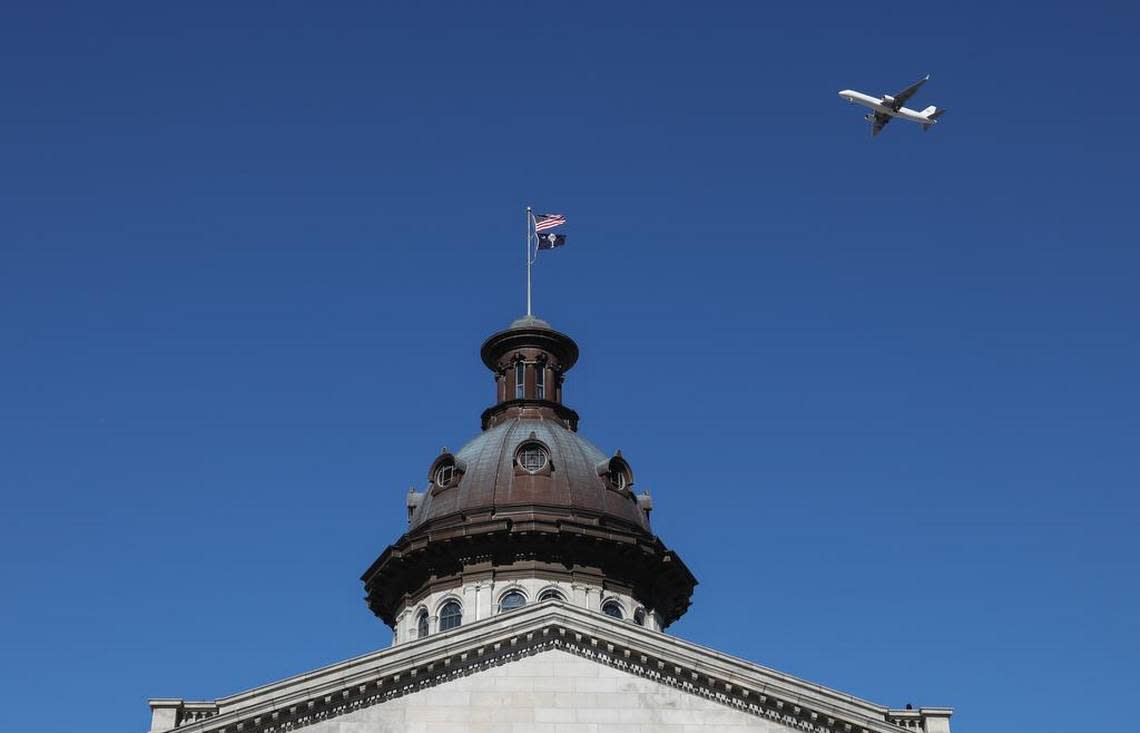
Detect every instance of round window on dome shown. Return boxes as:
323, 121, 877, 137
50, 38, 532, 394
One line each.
434, 462, 456, 487
429, 453, 464, 493
598, 454, 632, 492
517, 443, 549, 473
633, 607, 646, 626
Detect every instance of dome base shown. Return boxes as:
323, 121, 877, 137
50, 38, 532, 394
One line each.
361, 517, 696, 631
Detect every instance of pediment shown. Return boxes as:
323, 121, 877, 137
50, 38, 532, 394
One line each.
290, 649, 799, 731
149, 603, 951, 733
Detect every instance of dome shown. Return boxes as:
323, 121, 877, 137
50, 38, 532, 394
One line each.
361, 316, 695, 631
408, 417, 650, 535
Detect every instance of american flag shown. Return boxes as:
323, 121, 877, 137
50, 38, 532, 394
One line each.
533, 213, 566, 232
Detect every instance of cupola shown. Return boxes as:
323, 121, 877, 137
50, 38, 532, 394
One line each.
479, 315, 580, 430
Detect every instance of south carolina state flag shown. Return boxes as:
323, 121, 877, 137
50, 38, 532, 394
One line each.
535, 232, 566, 250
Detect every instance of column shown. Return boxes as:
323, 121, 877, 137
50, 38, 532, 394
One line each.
463, 584, 479, 624
477, 581, 494, 620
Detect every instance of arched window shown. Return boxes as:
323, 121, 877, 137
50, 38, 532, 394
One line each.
499, 590, 526, 613
536, 365, 546, 399
515, 362, 525, 399
439, 600, 462, 631
538, 588, 566, 602
416, 609, 429, 639
633, 607, 646, 626
601, 600, 624, 620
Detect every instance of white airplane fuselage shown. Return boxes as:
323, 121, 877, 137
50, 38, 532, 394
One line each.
837, 90, 935, 125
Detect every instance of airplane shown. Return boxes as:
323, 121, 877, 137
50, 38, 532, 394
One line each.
838, 75, 945, 137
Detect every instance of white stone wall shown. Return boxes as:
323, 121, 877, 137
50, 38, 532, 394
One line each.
306, 649, 791, 733
392, 579, 662, 645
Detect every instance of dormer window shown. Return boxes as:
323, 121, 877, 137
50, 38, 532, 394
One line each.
597, 453, 632, 493
517, 442, 549, 473
515, 361, 525, 399
429, 452, 465, 494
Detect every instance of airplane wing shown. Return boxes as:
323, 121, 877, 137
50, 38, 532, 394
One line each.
871, 111, 891, 137
886, 74, 929, 111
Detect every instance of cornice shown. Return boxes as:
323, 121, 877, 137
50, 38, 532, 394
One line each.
361, 518, 696, 627
480, 399, 580, 430
149, 603, 951, 733
480, 324, 579, 372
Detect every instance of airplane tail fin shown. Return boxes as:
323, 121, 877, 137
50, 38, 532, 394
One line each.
921, 107, 945, 132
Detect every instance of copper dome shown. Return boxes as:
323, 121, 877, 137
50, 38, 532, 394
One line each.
361, 317, 696, 628
408, 417, 650, 536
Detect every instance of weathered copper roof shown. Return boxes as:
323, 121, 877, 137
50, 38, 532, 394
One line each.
409, 415, 650, 535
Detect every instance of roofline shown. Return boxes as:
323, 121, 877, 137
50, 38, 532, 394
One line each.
148, 602, 952, 733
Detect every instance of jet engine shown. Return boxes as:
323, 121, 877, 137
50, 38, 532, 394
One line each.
881, 94, 896, 106
864, 113, 875, 121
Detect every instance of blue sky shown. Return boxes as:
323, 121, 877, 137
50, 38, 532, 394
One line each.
2, 3, 1137, 731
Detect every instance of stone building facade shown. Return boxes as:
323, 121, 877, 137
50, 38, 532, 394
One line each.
147, 315, 953, 733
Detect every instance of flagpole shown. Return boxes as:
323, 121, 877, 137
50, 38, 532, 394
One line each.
526, 206, 533, 317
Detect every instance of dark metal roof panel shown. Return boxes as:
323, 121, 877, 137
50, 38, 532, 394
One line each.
409, 417, 649, 534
